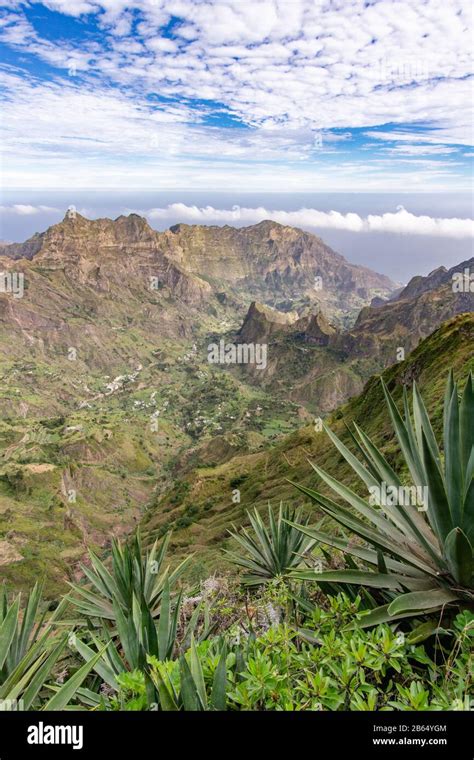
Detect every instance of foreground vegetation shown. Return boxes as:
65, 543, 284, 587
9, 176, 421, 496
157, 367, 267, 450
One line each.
0, 372, 472, 711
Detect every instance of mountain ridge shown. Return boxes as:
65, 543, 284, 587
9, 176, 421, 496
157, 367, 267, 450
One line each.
0, 213, 472, 593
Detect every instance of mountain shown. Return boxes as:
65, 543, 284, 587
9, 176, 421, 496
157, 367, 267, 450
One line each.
238, 301, 336, 345
162, 219, 394, 322
390, 257, 474, 302
141, 313, 474, 576
0, 213, 394, 593
222, 255, 474, 411
0, 212, 398, 418
0, 213, 394, 321
0, 212, 472, 594
338, 257, 474, 362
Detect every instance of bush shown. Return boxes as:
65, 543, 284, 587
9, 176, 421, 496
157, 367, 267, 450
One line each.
102, 594, 473, 711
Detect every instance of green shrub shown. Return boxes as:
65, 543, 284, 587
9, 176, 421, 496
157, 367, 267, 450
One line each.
100, 594, 473, 711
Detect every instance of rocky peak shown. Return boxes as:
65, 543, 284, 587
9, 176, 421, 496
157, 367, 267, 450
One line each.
1, 212, 157, 263
293, 310, 338, 346
238, 300, 338, 346
393, 258, 473, 302
238, 301, 299, 342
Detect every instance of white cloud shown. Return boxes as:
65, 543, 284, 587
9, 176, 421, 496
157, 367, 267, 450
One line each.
0, 0, 472, 188
0, 204, 59, 215
2, 1, 472, 140
143, 203, 474, 239
383, 145, 460, 156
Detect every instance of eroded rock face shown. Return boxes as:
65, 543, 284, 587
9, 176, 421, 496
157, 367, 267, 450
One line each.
1, 214, 394, 318
335, 280, 474, 362
238, 301, 300, 343
293, 310, 337, 346
238, 301, 337, 347
163, 219, 394, 313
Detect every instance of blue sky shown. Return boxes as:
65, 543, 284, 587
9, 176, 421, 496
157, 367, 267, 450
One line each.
0, 0, 472, 193
0, 0, 473, 272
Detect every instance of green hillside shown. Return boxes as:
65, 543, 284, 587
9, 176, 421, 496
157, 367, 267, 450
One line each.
141, 312, 474, 579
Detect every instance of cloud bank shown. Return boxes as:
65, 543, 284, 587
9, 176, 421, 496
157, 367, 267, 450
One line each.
0, 204, 59, 215
145, 204, 474, 239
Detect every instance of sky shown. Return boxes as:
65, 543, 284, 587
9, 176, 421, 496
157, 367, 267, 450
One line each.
0, 0, 473, 280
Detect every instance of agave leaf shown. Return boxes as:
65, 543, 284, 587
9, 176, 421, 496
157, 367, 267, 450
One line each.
157, 581, 171, 660
94, 626, 124, 675
0, 597, 20, 671
443, 528, 473, 586
381, 379, 424, 486
42, 645, 109, 711
346, 604, 424, 629
16, 582, 44, 666
87, 552, 118, 600
179, 654, 203, 711
149, 662, 178, 711
444, 385, 462, 525
444, 370, 455, 435
307, 461, 415, 548
189, 636, 207, 709
464, 447, 474, 499
352, 422, 440, 558
143, 539, 160, 600
460, 373, 474, 478
421, 429, 453, 541
1, 652, 49, 702
112, 598, 138, 670
285, 520, 426, 578
164, 555, 193, 595
181, 597, 202, 651
322, 422, 379, 491
412, 381, 441, 466
407, 621, 447, 644
66, 584, 115, 620
463, 477, 474, 545
329, 420, 438, 552
377, 551, 387, 574
291, 569, 427, 590
71, 636, 119, 690
290, 481, 439, 576
22, 635, 69, 709
344, 421, 382, 481
352, 422, 401, 487
387, 588, 460, 616
403, 386, 426, 478
0, 597, 69, 701
75, 687, 102, 708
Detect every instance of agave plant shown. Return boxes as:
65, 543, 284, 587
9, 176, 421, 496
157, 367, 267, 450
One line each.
68, 531, 211, 701
225, 503, 315, 585
148, 637, 229, 711
68, 531, 190, 622
289, 372, 474, 626
0, 583, 104, 710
